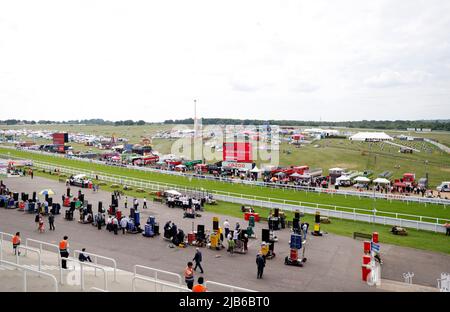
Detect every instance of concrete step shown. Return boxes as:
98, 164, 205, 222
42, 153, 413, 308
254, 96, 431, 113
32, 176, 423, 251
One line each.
0, 240, 188, 292
378, 279, 439, 292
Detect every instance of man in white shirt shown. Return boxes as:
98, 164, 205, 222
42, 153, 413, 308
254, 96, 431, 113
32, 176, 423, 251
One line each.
223, 219, 230, 239
112, 217, 119, 235
143, 197, 147, 209
120, 217, 128, 234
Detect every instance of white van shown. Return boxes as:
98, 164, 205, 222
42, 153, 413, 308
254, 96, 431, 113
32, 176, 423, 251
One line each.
436, 182, 450, 192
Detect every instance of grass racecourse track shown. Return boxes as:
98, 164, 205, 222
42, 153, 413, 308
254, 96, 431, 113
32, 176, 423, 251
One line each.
1, 147, 450, 223
3, 124, 450, 188
30, 168, 450, 255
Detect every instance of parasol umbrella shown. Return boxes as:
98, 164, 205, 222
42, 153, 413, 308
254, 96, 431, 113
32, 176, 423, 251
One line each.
39, 189, 55, 196
274, 172, 286, 177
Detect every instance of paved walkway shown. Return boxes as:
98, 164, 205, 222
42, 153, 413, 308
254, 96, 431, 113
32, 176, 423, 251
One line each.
1, 176, 448, 291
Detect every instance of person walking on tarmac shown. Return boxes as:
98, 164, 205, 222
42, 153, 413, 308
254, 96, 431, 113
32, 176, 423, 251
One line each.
184, 262, 195, 290
59, 236, 69, 269
256, 252, 266, 279
48, 213, 55, 231
38, 214, 45, 233
12, 232, 21, 255
112, 216, 119, 235
143, 197, 147, 209
223, 219, 230, 239
193, 248, 204, 274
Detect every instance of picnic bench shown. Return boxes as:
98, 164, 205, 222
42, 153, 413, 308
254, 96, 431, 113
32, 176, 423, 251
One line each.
353, 232, 372, 240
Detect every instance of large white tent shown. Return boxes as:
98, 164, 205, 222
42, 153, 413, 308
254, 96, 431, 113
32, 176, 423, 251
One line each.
165, 190, 182, 196
354, 176, 371, 183
349, 132, 393, 142
373, 177, 391, 184
336, 176, 350, 183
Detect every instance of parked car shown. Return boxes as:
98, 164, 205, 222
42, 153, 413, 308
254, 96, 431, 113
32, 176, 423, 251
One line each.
436, 182, 450, 192
67, 174, 92, 188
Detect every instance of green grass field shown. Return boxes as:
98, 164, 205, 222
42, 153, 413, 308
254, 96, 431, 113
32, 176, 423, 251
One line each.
2, 124, 449, 188
32, 169, 450, 255
2, 147, 450, 223
277, 138, 449, 188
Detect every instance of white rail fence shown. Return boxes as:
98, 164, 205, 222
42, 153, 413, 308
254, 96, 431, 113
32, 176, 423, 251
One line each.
24, 159, 450, 233
73, 250, 117, 282
1, 146, 449, 206
60, 256, 108, 291
16, 246, 41, 275
0, 231, 14, 261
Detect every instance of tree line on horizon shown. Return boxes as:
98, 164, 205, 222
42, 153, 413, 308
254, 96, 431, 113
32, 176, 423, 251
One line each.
1, 118, 449, 131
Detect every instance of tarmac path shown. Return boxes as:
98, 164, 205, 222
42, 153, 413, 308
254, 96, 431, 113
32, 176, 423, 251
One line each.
0, 176, 448, 291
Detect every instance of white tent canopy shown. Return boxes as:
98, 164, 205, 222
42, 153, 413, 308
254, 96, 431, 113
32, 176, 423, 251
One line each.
165, 190, 182, 196
354, 176, 371, 183
290, 172, 303, 178
373, 177, 391, 184
349, 132, 393, 141
250, 166, 261, 173
336, 176, 351, 182
175, 164, 186, 168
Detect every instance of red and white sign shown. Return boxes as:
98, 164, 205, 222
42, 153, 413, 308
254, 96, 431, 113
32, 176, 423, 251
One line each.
223, 142, 253, 163
222, 161, 253, 170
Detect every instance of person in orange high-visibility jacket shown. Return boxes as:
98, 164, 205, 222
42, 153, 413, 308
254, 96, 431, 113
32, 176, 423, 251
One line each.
192, 277, 207, 292
12, 232, 21, 255
59, 236, 69, 269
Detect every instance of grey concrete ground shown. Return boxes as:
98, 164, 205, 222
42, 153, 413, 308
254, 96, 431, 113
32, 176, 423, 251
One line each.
1, 176, 449, 291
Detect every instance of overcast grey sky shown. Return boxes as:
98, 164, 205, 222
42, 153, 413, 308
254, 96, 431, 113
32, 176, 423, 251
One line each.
1, 0, 450, 122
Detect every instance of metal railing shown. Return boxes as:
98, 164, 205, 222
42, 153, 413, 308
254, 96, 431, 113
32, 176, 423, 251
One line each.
0, 259, 58, 292
74, 250, 117, 282
25, 238, 59, 265
205, 281, 257, 292
437, 273, 450, 292
89, 287, 108, 292
131, 275, 190, 292
0, 231, 14, 261
133, 265, 183, 287
60, 256, 108, 291
25, 158, 450, 233
16, 246, 41, 275
14, 156, 450, 211
3, 149, 450, 233
1, 146, 450, 206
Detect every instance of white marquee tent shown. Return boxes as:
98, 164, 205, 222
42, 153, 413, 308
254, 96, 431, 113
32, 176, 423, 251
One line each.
354, 176, 371, 183
349, 132, 393, 142
373, 177, 391, 184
